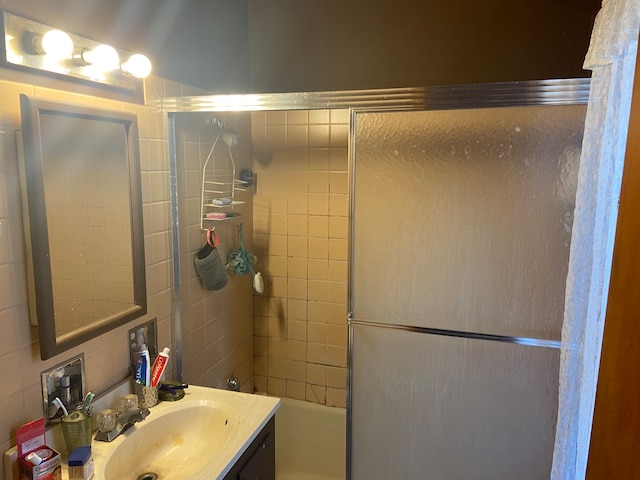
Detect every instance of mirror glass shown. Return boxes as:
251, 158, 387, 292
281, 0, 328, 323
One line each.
19, 94, 147, 360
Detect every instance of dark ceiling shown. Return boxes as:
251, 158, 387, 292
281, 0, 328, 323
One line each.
541, 0, 602, 15
0, 0, 601, 92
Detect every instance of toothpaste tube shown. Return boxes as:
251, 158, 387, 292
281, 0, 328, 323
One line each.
134, 347, 150, 386
150, 347, 170, 388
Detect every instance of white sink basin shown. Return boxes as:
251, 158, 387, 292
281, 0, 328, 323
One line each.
92, 386, 279, 480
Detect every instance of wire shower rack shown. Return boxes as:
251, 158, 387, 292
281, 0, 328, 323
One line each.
200, 118, 246, 230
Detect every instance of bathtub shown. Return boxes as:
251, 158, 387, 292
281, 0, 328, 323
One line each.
275, 397, 347, 480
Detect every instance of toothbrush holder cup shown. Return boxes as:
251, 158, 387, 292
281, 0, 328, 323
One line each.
134, 383, 159, 408
61, 411, 92, 453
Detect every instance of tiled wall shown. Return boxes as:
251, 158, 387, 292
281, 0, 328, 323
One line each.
174, 112, 255, 391
251, 109, 349, 407
0, 75, 349, 480
0, 74, 200, 479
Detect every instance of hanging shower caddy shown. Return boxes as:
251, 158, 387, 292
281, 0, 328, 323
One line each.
200, 117, 248, 230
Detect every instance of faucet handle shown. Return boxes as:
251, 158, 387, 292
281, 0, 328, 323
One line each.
227, 374, 240, 391
97, 409, 117, 433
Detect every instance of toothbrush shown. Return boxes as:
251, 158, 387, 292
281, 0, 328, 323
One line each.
82, 392, 95, 415
50, 397, 68, 417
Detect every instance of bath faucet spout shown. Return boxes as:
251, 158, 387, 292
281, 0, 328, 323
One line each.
118, 408, 150, 427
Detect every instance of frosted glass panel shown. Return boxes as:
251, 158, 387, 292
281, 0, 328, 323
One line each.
350, 324, 559, 480
351, 106, 586, 339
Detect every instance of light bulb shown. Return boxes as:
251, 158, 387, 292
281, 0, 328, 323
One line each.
84, 44, 119, 71
41, 30, 73, 59
121, 53, 152, 78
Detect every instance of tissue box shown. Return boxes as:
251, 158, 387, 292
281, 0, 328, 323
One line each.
16, 418, 61, 480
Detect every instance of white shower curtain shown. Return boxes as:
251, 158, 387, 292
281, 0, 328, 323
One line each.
552, 0, 640, 478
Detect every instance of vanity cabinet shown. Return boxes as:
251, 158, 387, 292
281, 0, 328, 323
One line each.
224, 416, 275, 480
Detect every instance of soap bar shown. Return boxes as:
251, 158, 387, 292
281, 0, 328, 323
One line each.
68, 446, 94, 480
205, 212, 227, 219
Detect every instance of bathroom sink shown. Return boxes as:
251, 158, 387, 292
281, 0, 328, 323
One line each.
91, 385, 279, 480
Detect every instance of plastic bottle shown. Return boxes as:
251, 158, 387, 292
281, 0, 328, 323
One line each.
60, 375, 72, 408
150, 347, 170, 388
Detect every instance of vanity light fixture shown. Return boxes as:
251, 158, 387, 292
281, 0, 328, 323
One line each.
1, 10, 152, 93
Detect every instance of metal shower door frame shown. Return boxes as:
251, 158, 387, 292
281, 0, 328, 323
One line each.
346, 78, 590, 479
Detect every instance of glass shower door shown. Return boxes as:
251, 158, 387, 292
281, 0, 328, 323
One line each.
349, 104, 587, 479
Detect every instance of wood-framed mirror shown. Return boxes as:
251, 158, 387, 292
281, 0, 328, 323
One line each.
19, 94, 147, 360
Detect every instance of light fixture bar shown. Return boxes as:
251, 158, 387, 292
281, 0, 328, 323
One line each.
1, 10, 151, 92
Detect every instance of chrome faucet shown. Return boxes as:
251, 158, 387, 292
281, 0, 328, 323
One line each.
94, 408, 150, 442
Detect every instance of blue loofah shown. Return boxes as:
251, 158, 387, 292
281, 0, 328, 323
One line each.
227, 223, 256, 276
